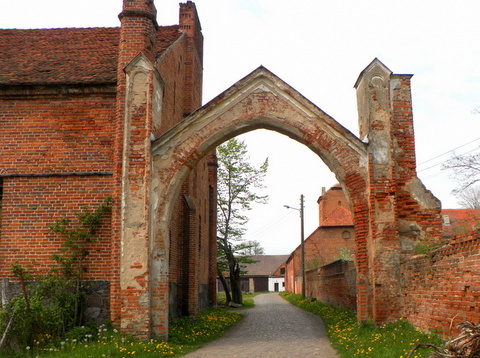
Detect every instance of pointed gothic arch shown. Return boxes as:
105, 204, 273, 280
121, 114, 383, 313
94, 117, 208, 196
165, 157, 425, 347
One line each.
119, 59, 442, 338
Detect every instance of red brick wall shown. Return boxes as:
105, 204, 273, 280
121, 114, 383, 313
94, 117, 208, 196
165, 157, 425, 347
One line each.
285, 255, 299, 294
156, 36, 188, 136
285, 185, 355, 294
0, 176, 112, 279
402, 230, 480, 336
303, 229, 480, 337
156, 3, 215, 319
0, 1, 214, 339
391, 75, 443, 246
179, 1, 203, 114
0, 89, 115, 174
0, 87, 115, 279
307, 260, 356, 309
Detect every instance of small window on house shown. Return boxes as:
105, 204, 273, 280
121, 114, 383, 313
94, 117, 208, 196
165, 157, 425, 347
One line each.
342, 230, 351, 239
443, 215, 450, 226
280, 267, 285, 274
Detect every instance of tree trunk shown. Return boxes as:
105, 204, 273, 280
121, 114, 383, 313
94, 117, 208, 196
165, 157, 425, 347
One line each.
217, 270, 232, 304
230, 262, 243, 305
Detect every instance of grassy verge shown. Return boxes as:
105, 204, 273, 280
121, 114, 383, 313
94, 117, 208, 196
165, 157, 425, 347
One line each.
280, 292, 443, 358
216, 291, 261, 309
0, 308, 243, 358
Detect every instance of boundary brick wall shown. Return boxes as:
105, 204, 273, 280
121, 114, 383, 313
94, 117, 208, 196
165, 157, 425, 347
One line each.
306, 260, 356, 310
402, 229, 480, 336
307, 230, 480, 337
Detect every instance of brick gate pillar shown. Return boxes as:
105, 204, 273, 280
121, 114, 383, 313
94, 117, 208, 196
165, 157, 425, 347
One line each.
113, 0, 162, 339
355, 59, 443, 323
355, 59, 402, 323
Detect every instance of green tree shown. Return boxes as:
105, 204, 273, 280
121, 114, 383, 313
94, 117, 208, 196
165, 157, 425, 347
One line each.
217, 138, 268, 304
239, 240, 266, 256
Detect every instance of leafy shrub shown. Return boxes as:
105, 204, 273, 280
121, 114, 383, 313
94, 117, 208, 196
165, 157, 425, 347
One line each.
0, 197, 112, 354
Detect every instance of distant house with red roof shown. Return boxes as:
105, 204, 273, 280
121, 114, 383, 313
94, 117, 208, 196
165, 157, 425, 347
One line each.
441, 208, 480, 238
217, 255, 288, 294
285, 184, 355, 294
240, 255, 289, 293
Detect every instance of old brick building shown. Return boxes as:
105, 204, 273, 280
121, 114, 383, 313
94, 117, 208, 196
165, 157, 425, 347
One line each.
0, 0, 216, 337
240, 255, 289, 293
1, 0, 450, 336
285, 184, 355, 294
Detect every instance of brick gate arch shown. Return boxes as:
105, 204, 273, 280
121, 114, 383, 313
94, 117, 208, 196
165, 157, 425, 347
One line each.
121, 59, 442, 338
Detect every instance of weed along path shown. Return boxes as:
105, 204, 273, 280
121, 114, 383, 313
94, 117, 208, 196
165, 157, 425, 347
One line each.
181, 293, 339, 358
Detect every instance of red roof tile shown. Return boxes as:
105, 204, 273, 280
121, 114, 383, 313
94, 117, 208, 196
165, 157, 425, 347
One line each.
0, 28, 120, 85
0, 25, 181, 86
242, 255, 289, 276
155, 25, 183, 58
441, 209, 480, 236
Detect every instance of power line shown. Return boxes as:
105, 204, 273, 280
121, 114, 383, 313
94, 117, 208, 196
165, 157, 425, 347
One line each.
420, 170, 449, 181
418, 145, 480, 174
418, 137, 480, 167
245, 210, 295, 241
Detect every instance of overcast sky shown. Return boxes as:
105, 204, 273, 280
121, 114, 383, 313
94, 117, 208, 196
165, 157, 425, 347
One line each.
2, 0, 479, 255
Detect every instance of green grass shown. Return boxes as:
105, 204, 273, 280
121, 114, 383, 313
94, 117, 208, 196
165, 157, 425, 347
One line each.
216, 291, 261, 309
280, 292, 444, 358
0, 308, 243, 358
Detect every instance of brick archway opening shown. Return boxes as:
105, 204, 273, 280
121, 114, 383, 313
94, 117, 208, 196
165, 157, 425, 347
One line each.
121, 61, 442, 338
148, 66, 373, 336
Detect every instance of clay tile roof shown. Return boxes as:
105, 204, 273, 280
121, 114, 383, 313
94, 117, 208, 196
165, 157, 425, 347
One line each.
322, 206, 354, 227
155, 25, 182, 58
242, 255, 289, 276
441, 208, 480, 236
0, 28, 120, 85
0, 25, 182, 86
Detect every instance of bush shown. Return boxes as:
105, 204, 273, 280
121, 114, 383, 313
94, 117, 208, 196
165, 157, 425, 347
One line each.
0, 197, 112, 354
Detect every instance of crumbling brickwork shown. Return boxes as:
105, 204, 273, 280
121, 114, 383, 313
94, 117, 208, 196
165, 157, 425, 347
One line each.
402, 230, 480, 335
306, 260, 357, 309
1, 0, 448, 339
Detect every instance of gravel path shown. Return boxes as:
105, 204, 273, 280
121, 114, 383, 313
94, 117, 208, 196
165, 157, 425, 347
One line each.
181, 293, 339, 357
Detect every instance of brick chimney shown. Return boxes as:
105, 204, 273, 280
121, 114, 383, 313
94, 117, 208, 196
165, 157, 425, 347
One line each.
179, 1, 203, 115
118, 0, 158, 64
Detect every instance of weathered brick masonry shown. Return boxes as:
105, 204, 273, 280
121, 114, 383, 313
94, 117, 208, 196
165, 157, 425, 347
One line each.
402, 230, 480, 336
1, 0, 454, 339
307, 260, 357, 310
150, 58, 443, 329
311, 229, 480, 337
0, 0, 216, 339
